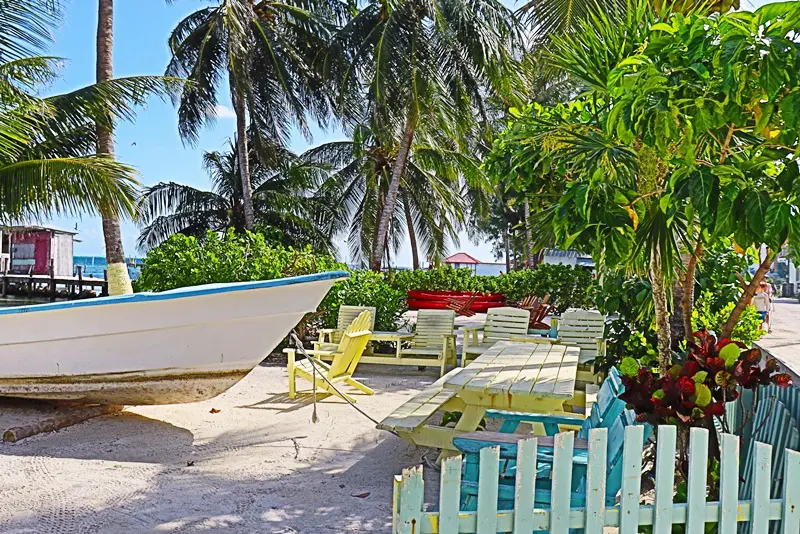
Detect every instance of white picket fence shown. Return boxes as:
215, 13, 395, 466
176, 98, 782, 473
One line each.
392, 426, 800, 534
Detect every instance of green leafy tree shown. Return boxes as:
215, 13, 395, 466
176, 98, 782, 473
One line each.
486, 0, 800, 372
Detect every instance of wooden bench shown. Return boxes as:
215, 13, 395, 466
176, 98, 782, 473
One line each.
378, 368, 466, 447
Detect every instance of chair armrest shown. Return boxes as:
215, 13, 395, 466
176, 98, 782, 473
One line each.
463, 326, 483, 347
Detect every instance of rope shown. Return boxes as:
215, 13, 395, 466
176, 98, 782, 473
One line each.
290, 332, 388, 431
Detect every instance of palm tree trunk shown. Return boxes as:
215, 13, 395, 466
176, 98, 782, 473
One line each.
402, 190, 419, 270
670, 254, 688, 349
504, 227, 511, 273
524, 199, 534, 268
232, 88, 254, 230
650, 246, 672, 375
682, 241, 704, 344
96, 0, 132, 296
720, 249, 776, 338
370, 113, 416, 271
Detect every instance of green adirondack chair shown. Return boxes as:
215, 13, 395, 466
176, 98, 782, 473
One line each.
314, 305, 376, 352
286, 311, 374, 403
462, 307, 532, 364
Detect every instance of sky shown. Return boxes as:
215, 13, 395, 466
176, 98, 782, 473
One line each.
43, 0, 768, 264
43, 0, 496, 267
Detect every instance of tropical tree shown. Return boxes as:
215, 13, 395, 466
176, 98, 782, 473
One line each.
0, 1, 178, 228
137, 140, 336, 252
165, 0, 338, 230
306, 124, 484, 268
325, 0, 524, 270
486, 0, 800, 373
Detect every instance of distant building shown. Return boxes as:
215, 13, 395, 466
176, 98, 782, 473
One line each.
441, 252, 505, 275
542, 248, 594, 269
1, 225, 76, 276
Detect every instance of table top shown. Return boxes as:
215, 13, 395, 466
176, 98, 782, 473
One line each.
371, 331, 416, 340
442, 341, 579, 400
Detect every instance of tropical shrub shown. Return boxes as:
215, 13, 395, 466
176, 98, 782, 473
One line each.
319, 271, 407, 333
619, 329, 791, 437
389, 267, 483, 294
136, 230, 343, 292
692, 291, 766, 347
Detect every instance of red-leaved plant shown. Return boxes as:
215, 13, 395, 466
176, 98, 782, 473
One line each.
619, 329, 792, 427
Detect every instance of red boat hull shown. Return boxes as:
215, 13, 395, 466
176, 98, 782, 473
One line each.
406, 290, 507, 312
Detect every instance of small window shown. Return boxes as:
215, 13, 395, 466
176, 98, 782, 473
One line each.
1, 233, 9, 254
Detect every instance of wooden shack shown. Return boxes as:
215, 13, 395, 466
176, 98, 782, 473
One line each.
3, 226, 76, 276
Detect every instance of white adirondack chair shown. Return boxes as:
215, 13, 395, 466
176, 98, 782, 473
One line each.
399, 309, 457, 377
462, 307, 531, 364
558, 308, 606, 382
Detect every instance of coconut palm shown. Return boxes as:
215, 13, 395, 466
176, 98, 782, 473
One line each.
0, 1, 178, 224
307, 124, 484, 268
136, 140, 336, 253
324, 0, 524, 270
165, 0, 340, 231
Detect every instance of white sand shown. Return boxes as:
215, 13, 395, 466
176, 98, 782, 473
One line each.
0, 362, 444, 533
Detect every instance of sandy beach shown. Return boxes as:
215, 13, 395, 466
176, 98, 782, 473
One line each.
0, 362, 443, 533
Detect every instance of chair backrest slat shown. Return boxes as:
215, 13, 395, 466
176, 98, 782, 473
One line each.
483, 307, 530, 342
329, 311, 373, 377
559, 309, 606, 363
412, 309, 455, 349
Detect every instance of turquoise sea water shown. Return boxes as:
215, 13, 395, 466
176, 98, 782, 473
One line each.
73, 256, 142, 280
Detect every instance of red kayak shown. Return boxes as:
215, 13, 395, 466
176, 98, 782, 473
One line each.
406, 290, 507, 312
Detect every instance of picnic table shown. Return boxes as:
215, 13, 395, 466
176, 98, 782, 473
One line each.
378, 340, 580, 455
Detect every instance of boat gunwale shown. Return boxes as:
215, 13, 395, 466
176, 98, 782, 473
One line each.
0, 270, 350, 316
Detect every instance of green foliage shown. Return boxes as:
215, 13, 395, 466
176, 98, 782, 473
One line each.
389, 264, 598, 313
694, 240, 756, 314
692, 291, 766, 347
319, 271, 407, 333
135, 230, 343, 293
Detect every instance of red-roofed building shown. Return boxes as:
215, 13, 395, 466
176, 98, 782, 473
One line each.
443, 252, 482, 272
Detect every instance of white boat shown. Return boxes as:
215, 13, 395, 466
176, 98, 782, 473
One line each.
0, 271, 348, 405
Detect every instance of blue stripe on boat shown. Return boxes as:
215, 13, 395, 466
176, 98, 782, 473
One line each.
0, 270, 350, 315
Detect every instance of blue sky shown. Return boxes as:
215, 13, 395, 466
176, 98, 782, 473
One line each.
45, 0, 765, 264
44, 0, 496, 266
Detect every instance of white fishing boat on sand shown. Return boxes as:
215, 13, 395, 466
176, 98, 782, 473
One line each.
0, 271, 348, 405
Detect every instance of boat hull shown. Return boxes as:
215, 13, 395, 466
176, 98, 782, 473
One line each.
0, 272, 347, 405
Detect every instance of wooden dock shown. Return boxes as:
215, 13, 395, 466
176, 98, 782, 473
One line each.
1, 264, 108, 301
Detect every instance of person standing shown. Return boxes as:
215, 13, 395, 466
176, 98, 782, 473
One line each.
753, 281, 773, 332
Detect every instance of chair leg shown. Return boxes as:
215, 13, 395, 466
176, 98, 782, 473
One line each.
345, 377, 374, 396
287, 349, 297, 399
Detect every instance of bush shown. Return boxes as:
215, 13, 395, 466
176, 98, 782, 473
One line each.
135, 230, 344, 292
692, 291, 766, 347
388, 264, 597, 313
319, 271, 407, 332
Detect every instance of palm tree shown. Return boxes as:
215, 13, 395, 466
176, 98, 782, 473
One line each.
165, 0, 339, 231
137, 140, 336, 253
325, 0, 524, 270
307, 124, 482, 268
0, 1, 178, 224
96, 0, 133, 295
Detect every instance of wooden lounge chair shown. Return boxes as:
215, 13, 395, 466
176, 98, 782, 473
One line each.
445, 294, 477, 317
398, 309, 457, 377
519, 294, 552, 331
462, 307, 532, 364
285, 310, 374, 403
314, 305, 376, 352
558, 308, 607, 382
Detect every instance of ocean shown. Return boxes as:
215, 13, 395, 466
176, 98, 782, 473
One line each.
73, 256, 142, 280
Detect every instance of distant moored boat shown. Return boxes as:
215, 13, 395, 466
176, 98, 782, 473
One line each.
0, 271, 348, 405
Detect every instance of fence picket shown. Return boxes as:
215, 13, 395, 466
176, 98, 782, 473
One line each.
439, 456, 462, 534
476, 446, 499, 534
751, 442, 772, 534
397, 465, 424, 534
551, 432, 575, 534
781, 450, 800, 534
654, 425, 677, 534
513, 438, 537, 534
686, 428, 709, 534
720, 433, 741, 534
585, 428, 608, 534
619, 425, 645, 534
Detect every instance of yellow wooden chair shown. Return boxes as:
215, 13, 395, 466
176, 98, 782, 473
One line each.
313, 305, 376, 352
285, 310, 374, 403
